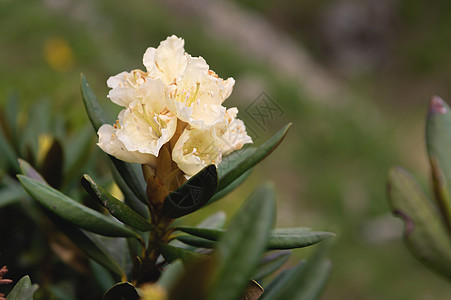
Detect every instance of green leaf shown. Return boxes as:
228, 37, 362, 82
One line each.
82, 174, 153, 232
261, 263, 305, 299
163, 165, 218, 218
19, 159, 46, 183
157, 260, 185, 290
208, 169, 252, 205
174, 227, 223, 240
175, 227, 333, 250
216, 123, 291, 192
207, 183, 276, 300
175, 235, 216, 249
18, 175, 139, 238
289, 260, 332, 300
110, 158, 149, 205
80, 74, 148, 204
173, 212, 227, 249
263, 240, 332, 300
6, 275, 39, 300
160, 244, 205, 265
268, 229, 335, 249
45, 210, 125, 277
63, 126, 95, 184
0, 121, 19, 172
103, 282, 139, 300
426, 96, 451, 228
253, 251, 291, 281
80, 73, 107, 131
111, 164, 150, 219
20, 100, 51, 161
387, 166, 451, 279
90, 260, 116, 293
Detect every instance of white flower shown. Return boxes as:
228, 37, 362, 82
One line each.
143, 35, 235, 128
217, 108, 253, 156
172, 127, 222, 177
97, 35, 252, 179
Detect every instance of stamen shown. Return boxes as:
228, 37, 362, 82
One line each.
187, 82, 201, 106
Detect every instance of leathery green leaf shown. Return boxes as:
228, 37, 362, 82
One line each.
19, 159, 46, 183
157, 260, 185, 290
6, 275, 39, 300
426, 96, 451, 228
175, 235, 216, 249
171, 212, 227, 250
80, 74, 148, 204
111, 163, 149, 219
262, 263, 305, 299
46, 211, 125, 278
63, 126, 95, 184
18, 175, 139, 238
268, 229, 335, 249
174, 227, 223, 240
253, 251, 291, 281
175, 227, 333, 250
90, 260, 116, 293
160, 244, 205, 265
216, 123, 291, 192
207, 183, 276, 300
208, 169, 252, 205
80, 73, 106, 131
82, 174, 153, 232
0, 123, 19, 172
110, 158, 148, 204
163, 165, 218, 218
263, 240, 332, 300
387, 166, 451, 279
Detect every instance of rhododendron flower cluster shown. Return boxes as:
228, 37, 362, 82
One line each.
97, 35, 252, 179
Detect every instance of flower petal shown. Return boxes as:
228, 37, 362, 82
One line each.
117, 107, 177, 157
97, 124, 156, 165
217, 108, 253, 156
107, 70, 155, 108
143, 35, 187, 85
172, 127, 222, 176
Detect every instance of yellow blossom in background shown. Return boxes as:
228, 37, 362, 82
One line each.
36, 134, 54, 166
44, 37, 74, 72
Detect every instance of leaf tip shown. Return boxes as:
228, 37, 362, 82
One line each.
16, 174, 26, 182
430, 96, 448, 115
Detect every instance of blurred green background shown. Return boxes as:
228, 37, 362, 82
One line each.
1, 0, 451, 299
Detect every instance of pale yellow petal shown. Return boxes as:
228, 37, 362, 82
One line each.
97, 124, 156, 165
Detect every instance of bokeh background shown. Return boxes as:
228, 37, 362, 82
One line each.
2, 0, 451, 299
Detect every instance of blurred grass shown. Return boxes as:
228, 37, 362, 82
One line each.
1, 0, 451, 299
